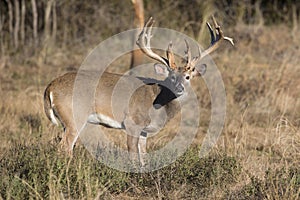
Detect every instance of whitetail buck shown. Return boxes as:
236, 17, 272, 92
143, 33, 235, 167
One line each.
44, 17, 233, 165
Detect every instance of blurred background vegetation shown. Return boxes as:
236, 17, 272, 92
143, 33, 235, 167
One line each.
0, 0, 299, 64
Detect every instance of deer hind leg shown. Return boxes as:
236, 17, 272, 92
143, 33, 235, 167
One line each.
56, 111, 78, 155
60, 127, 77, 155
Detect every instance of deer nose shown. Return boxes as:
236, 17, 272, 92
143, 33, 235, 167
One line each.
175, 84, 184, 95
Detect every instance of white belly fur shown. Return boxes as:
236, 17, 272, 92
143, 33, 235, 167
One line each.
87, 113, 123, 129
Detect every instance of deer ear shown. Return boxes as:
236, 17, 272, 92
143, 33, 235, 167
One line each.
154, 63, 169, 77
193, 64, 207, 76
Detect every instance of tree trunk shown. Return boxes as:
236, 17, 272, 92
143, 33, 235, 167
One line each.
31, 0, 38, 47
0, 14, 4, 56
21, 0, 26, 46
44, 0, 54, 43
6, 0, 13, 47
52, 0, 57, 44
14, 0, 20, 49
130, 0, 145, 70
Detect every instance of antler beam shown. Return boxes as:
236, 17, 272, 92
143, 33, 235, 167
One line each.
185, 16, 234, 72
136, 17, 172, 69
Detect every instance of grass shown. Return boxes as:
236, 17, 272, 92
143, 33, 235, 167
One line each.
0, 142, 298, 199
0, 144, 241, 199
0, 3, 300, 199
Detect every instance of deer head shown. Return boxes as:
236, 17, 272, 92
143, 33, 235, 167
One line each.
136, 17, 234, 108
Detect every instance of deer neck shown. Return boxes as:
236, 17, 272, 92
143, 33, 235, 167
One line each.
153, 84, 178, 109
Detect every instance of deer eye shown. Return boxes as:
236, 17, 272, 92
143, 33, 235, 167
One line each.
171, 75, 176, 82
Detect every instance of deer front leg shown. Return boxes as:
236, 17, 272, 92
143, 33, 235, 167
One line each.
124, 116, 144, 168
126, 134, 140, 169
127, 134, 139, 153
138, 131, 147, 167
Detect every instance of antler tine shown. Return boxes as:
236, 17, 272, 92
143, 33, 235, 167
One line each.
136, 17, 170, 68
212, 16, 234, 45
200, 17, 234, 59
212, 16, 221, 39
224, 36, 234, 46
184, 16, 234, 70
167, 42, 177, 70
190, 45, 202, 68
184, 40, 203, 72
184, 40, 192, 70
145, 17, 154, 44
206, 22, 216, 45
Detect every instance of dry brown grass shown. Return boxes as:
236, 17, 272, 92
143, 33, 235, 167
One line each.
0, 19, 299, 199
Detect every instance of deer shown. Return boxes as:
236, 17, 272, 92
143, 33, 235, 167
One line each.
44, 17, 234, 166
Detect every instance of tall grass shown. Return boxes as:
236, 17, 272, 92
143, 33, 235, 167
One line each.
0, 0, 299, 199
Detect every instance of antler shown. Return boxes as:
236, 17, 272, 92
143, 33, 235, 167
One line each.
185, 16, 234, 72
184, 39, 201, 71
136, 17, 177, 70
166, 42, 177, 70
